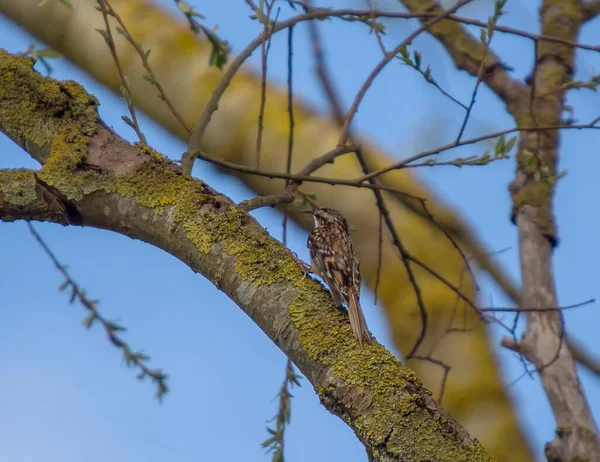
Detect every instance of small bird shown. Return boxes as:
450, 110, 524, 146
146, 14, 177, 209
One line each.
305, 208, 372, 345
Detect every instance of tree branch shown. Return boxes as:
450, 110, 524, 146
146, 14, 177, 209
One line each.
0, 49, 492, 462
0, 168, 79, 224
504, 1, 600, 459
582, 0, 600, 21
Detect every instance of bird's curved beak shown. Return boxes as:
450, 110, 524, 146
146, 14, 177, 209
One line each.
302, 209, 314, 215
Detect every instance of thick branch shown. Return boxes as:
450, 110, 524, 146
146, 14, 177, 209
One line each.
506, 2, 600, 460
0, 50, 492, 461
582, 0, 600, 21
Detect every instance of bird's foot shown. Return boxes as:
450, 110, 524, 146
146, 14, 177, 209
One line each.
290, 251, 312, 281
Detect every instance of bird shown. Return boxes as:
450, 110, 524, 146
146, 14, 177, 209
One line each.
304, 207, 372, 345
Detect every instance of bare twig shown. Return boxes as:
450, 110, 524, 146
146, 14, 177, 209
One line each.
288, 7, 600, 54
418, 200, 480, 291
481, 299, 594, 313
397, 48, 468, 110
454, 0, 505, 143
190, 146, 428, 210
338, 0, 473, 146
411, 355, 451, 403
96, 0, 146, 143
100, 0, 191, 133
373, 211, 383, 305
255, 2, 278, 168
357, 119, 600, 182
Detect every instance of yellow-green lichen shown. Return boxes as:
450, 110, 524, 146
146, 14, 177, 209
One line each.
289, 276, 494, 460
0, 51, 98, 149
114, 149, 304, 286
189, 205, 304, 285
2, 49, 492, 461
0, 50, 105, 201
512, 182, 555, 237
0, 169, 37, 206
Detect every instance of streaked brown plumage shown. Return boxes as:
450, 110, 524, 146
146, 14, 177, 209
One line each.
306, 208, 372, 345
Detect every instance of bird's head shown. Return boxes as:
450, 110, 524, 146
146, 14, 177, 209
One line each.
304, 207, 348, 228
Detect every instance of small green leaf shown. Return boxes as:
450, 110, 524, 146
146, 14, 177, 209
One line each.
414, 50, 421, 69
131, 352, 150, 362
398, 45, 409, 60
505, 136, 517, 153
82, 312, 97, 329
109, 335, 125, 348
106, 321, 126, 332
156, 380, 168, 401
480, 28, 488, 44
261, 435, 278, 448
95, 28, 111, 47
142, 73, 157, 85
487, 17, 494, 38
495, 135, 505, 155
121, 115, 135, 128
176, 0, 192, 15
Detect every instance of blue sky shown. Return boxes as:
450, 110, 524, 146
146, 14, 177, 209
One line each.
1, 1, 599, 461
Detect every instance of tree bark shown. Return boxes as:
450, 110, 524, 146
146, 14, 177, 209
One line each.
0, 1, 531, 458
0, 49, 495, 462
505, 1, 599, 459
402, 0, 600, 459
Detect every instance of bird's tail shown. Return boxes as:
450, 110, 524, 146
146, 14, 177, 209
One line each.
348, 286, 372, 346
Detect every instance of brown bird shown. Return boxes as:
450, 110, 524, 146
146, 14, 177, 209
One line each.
305, 208, 372, 345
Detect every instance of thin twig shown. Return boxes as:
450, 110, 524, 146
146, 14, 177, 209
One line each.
281, 25, 296, 241
282, 6, 600, 53
101, 0, 191, 133
419, 199, 480, 291
357, 119, 600, 182
373, 211, 383, 305
411, 355, 451, 403
266, 32, 299, 458
28, 222, 168, 400
255, 3, 278, 168
190, 147, 428, 209
338, 0, 474, 146
398, 53, 468, 110
366, 0, 387, 54
96, 0, 146, 143
454, 0, 505, 142
261, 359, 301, 460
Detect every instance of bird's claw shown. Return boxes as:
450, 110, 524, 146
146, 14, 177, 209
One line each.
290, 251, 312, 281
